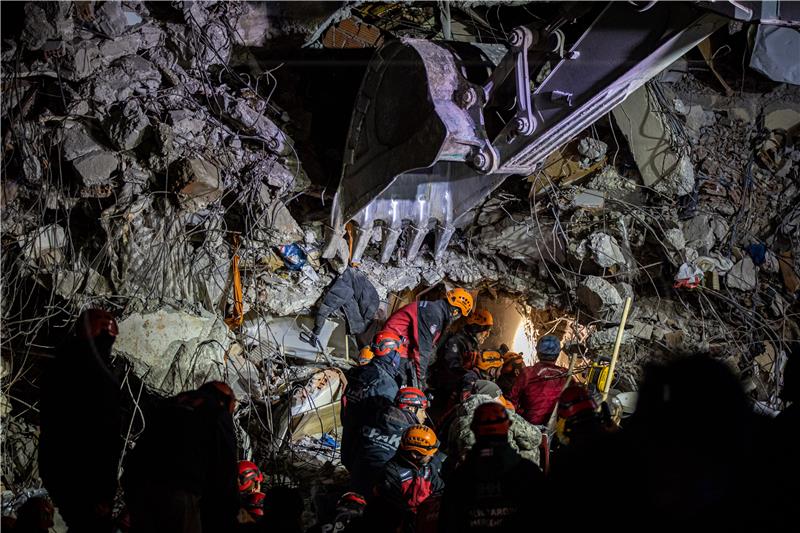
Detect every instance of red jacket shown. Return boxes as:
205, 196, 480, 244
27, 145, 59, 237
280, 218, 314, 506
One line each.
509, 361, 568, 425
384, 301, 450, 386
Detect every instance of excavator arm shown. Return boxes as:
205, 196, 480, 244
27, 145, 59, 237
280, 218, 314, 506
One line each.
322, 1, 793, 265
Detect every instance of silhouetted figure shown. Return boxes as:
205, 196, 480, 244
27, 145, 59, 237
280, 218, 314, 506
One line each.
440, 402, 543, 532
262, 485, 305, 533
123, 381, 239, 533
39, 309, 122, 532
563, 355, 760, 533
496, 353, 524, 397
306, 492, 367, 533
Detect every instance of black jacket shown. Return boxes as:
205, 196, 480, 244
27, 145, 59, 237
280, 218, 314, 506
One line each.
341, 358, 402, 469
313, 268, 379, 336
38, 336, 122, 507
348, 405, 419, 494
439, 438, 543, 532
434, 330, 479, 395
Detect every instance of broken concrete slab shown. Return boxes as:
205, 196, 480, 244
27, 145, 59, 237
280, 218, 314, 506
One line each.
170, 158, 223, 212
664, 228, 686, 251
54, 268, 111, 299
577, 137, 608, 168
764, 105, 800, 132
105, 100, 149, 150
73, 150, 119, 186
749, 25, 800, 86
572, 188, 605, 210
577, 275, 623, 317
94, 1, 143, 38
587, 326, 633, 350
62, 121, 102, 161
612, 84, 681, 188
653, 154, 694, 197
588, 232, 626, 268
113, 308, 233, 396
681, 214, 717, 254
726, 257, 757, 291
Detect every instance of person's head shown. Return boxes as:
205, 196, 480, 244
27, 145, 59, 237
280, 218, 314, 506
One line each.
199, 381, 236, 414
446, 288, 474, 320
395, 386, 429, 423
471, 401, 511, 440
501, 353, 525, 379
371, 330, 403, 369
14, 496, 54, 532
238, 460, 264, 494
536, 335, 561, 361
556, 384, 599, 443
336, 492, 367, 515
469, 379, 502, 400
475, 350, 503, 380
76, 308, 119, 354
465, 309, 493, 344
245, 491, 265, 519
399, 425, 439, 466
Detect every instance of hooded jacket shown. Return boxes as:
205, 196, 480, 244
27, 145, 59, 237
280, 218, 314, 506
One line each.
384, 300, 452, 386
508, 360, 568, 425
313, 268, 379, 336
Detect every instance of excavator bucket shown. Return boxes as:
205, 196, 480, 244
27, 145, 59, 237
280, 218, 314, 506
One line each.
324, 2, 728, 264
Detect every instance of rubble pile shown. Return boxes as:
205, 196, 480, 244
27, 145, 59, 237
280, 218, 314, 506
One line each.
2, 1, 799, 517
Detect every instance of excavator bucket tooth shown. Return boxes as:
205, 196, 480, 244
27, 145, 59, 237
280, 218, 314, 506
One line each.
434, 224, 456, 260
380, 223, 402, 263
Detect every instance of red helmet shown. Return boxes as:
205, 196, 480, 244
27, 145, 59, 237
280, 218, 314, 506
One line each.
246, 491, 265, 517
337, 492, 367, 509
557, 384, 598, 420
77, 309, 119, 339
395, 387, 428, 410
372, 330, 402, 356
238, 461, 264, 492
470, 401, 511, 437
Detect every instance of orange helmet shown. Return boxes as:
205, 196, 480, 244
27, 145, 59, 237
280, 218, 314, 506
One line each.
466, 309, 493, 327
357, 346, 374, 365
501, 353, 524, 375
498, 395, 515, 411
471, 401, 511, 437
400, 425, 439, 456
476, 351, 503, 372
446, 288, 474, 316
372, 330, 402, 356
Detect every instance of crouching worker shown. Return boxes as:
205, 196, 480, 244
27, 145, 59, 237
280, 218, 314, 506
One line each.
366, 425, 445, 532
349, 387, 429, 495
440, 402, 544, 532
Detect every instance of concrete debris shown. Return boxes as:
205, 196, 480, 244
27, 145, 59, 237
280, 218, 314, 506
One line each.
577, 138, 608, 168
242, 316, 338, 364
764, 105, 800, 132
113, 308, 233, 396
17, 225, 66, 268
576, 276, 623, 318
586, 166, 638, 193
726, 257, 757, 291
105, 100, 149, 150
664, 228, 686, 251
612, 84, 682, 188
572, 188, 605, 210
653, 154, 695, 197
72, 150, 119, 186
587, 326, 633, 351
749, 25, 800, 86
681, 214, 718, 254
587, 232, 626, 268
54, 268, 111, 300
62, 121, 102, 161
170, 158, 223, 212
94, 1, 143, 38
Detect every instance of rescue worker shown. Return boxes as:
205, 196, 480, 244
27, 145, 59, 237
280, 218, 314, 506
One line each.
243, 491, 265, 522
508, 335, 568, 425
6, 496, 55, 533
551, 384, 603, 450
460, 350, 503, 395
39, 309, 122, 532
341, 331, 404, 471
435, 309, 494, 399
383, 288, 474, 388
238, 461, 264, 495
440, 402, 544, 532
447, 380, 541, 466
123, 381, 239, 533
348, 387, 429, 495
496, 352, 524, 397
368, 425, 445, 532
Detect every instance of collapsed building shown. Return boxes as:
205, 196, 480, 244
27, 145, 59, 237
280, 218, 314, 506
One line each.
1, 0, 798, 528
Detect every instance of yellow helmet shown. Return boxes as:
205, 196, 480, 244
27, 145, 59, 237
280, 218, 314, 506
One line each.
446, 288, 474, 316
476, 351, 503, 371
466, 309, 493, 327
400, 425, 440, 456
